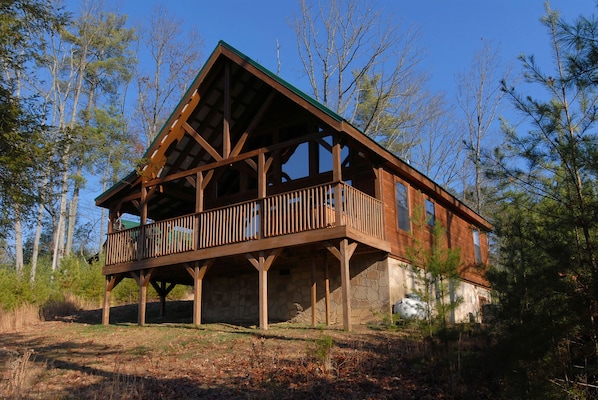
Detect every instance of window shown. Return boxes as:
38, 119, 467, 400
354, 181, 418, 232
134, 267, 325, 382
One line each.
425, 198, 435, 227
473, 229, 482, 263
395, 182, 410, 231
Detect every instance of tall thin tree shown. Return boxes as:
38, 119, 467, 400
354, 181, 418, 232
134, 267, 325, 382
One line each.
134, 5, 202, 147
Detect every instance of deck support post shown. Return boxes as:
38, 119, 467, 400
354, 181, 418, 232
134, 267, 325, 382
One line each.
186, 260, 213, 325
325, 262, 331, 326
102, 274, 124, 325
324, 239, 357, 331
246, 249, 281, 330
131, 269, 152, 326
150, 280, 176, 317
311, 258, 317, 327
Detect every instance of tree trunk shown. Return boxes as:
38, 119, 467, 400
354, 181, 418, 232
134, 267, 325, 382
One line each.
65, 160, 84, 255
14, 207, 23, 274
30, 198, 45, 282
51, 160, 70, 271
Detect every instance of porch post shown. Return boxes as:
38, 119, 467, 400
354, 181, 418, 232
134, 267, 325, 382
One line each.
186, 260, 212, 325
139, 278, 147, 326
325, 262, 331, 326
132, 269, 152, 326
193, 272, 201, 324
150, 280, 176, 317
102, 274, 124, 325
257, 151, 267, 239
102, 277, 111, 325
339, 239, 355, 331
258, 265, 268, 328
311, 257, 317, 327
246, 249, 281, 330
138, 187, 148, 260
324, 240, 357, 331
332, 136, 343, 224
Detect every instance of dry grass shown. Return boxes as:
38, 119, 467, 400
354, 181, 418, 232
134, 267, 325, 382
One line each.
41, 292, 99, 321
0, 305, 41, 333
0, 304, 497, 399
0, 348, 47, 399
0, 293, 101, 334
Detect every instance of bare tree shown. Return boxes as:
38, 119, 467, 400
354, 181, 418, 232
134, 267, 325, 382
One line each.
412, 97, 464, 189
456, 40, 508, 213
291, 0, 408, 115
135, 5, 202, 147
291, 0, 451, 165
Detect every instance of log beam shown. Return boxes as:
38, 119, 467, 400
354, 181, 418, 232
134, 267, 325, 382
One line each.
246, 249, 281, 330
311, 257, 317, 327
131, 269, 153, 326
223, 61, 231, 158
186, 260, 213, 325
184, 121, 223, 162
325, 262, 331, 326
102, 273, 124, 325
150, 280, 177, 317
324, 239, 357, 331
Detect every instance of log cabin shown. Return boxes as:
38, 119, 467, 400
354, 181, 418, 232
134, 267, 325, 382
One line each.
96, 41, 493, 331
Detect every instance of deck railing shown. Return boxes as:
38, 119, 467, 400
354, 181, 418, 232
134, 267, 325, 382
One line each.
263, 184, 335, 237
198, 200, 260, 248
105, 226, 140, 265
143, 214, 196, 258
105, 182, 385, 265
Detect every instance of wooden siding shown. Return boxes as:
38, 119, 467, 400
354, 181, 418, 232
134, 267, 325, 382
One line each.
380, 169, 489, 287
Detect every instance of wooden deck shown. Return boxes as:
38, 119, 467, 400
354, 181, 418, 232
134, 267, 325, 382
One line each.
104, 182, 387, 273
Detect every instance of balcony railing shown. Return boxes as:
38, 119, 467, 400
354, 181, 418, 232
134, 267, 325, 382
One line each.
105, 182, 385, 266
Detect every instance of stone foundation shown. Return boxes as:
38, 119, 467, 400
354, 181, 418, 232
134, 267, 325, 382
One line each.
198, 252, 489, 326
201, 251, 391, 326
387, 256, 491, 323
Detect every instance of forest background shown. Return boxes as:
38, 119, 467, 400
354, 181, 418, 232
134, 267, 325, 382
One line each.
3, 0, 598, 397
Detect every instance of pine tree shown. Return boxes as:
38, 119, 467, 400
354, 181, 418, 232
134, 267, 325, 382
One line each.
407, 206, 462, 337
488, 5, 598, 395
0, 0, 67, 238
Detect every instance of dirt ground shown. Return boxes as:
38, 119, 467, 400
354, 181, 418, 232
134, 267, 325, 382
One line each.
0, 301, 493, 399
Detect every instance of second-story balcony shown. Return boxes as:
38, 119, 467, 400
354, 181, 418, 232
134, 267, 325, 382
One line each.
103, 182, 388, 274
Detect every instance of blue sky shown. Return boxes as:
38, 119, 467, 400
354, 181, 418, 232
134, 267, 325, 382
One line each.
112, 0, 597, 96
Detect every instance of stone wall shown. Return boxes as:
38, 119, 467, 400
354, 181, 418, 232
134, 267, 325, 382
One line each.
200, 251, 392, 326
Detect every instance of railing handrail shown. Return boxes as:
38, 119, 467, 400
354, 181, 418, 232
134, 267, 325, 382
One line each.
105, 182, 385, 265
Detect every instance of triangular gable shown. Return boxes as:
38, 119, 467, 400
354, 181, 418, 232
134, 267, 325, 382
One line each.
96, 41, 347, 207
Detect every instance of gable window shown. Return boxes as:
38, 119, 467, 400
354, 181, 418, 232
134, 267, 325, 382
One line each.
425, 198, 435, 227
473, 229, 482, 263
395, 181, 410, 231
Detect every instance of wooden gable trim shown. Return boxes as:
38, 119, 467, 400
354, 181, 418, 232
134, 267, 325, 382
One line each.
97, 46, 228, 205
145, 89, 202, 173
